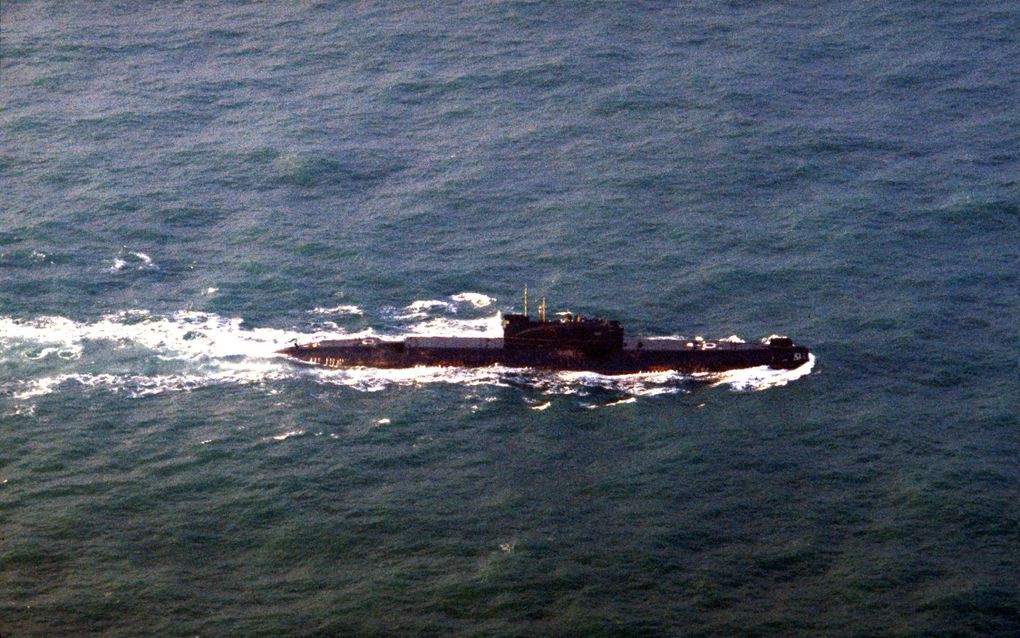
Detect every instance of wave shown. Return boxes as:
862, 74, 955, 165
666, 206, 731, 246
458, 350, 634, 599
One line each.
394, 299, 456, 319
394, 292, 498, 319
308, 304, 363, 316
0, 306, 814, 404
109, 250, 156, 272
449, 292, 495, 308
405, 312, 503, 337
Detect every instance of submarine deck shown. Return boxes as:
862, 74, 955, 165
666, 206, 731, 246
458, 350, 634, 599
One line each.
282, 335, 809, 373
312, 336, 758, 351
306, 336, 762, 352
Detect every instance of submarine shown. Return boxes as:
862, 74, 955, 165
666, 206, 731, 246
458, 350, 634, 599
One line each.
278, 289, 811, 375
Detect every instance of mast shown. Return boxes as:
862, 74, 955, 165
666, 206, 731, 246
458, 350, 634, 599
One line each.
539, 296, 547, 322
523, 285, 528, 316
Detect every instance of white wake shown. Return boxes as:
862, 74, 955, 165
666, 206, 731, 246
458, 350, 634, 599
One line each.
1, 294, 814, 402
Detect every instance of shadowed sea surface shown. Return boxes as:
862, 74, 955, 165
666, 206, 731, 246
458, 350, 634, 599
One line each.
1, 2, 1018, 636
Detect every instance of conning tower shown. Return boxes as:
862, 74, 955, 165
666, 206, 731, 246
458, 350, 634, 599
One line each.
502, 288, 624, 356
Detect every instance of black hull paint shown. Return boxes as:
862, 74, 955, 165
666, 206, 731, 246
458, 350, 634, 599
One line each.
277, 336, 810, 375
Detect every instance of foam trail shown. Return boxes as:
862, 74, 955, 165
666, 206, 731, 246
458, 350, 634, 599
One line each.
708, 353, 816, 392
304, 364, 513, 393
535, 369, 691, 397
0, 315, 83, 358
1, 309, 815, 402
12, 374, 73, 401
0, 311, 354, 361
1, 310, 351, 401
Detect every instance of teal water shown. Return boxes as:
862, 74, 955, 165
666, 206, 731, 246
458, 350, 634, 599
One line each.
2, 2, 1018, 636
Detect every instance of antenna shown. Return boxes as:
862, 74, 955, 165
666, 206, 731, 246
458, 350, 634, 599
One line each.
523, 285, 528, 316
539, 296, 547, 322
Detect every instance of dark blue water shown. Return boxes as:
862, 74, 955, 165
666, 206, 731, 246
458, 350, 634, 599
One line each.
2, 2, 1018, 635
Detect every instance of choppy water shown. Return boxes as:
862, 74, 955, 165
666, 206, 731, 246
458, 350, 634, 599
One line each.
2, 2, 1018, 636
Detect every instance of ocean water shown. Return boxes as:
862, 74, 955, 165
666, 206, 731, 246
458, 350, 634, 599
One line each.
1, 1, 1018, 636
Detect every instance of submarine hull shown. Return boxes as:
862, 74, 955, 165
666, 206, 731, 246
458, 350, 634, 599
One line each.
277, 336, 810, 375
